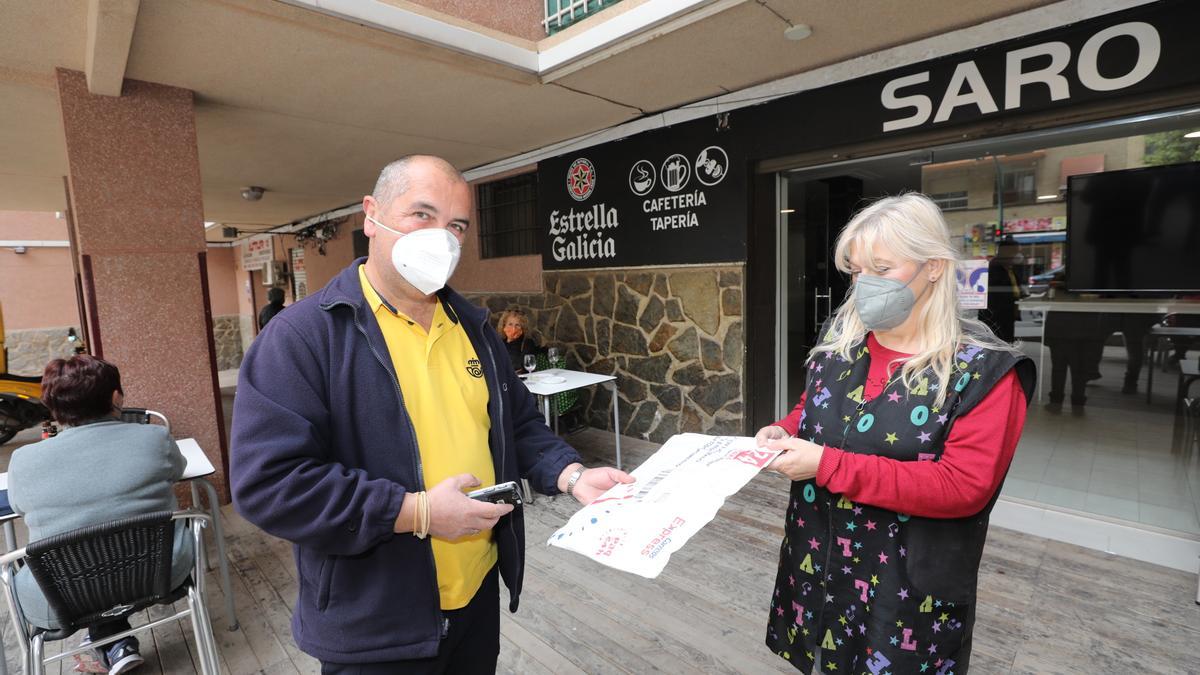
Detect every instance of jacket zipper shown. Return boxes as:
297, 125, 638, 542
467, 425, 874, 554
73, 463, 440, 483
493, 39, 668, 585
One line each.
349, 307, 446, 638
841, 399, 867, 445
475, 313, 523, 598
477, 318, 506, 481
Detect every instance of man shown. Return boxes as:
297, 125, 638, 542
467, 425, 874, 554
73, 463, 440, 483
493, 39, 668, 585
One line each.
231, 155, 632, 673
258, 286, 286, 329
979, 241, 1022, 343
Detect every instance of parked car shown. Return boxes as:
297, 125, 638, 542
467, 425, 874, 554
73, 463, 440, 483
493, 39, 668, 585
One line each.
1026, 265, 1064, 297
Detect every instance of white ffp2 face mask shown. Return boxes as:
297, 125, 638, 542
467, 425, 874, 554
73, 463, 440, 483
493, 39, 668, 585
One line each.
366, 216, 461, 296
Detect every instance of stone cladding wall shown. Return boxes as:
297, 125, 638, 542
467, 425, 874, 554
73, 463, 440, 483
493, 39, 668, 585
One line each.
4, 316, 244, 376
212, 315, 244, 371
4, 328, 76, 376
466, 265, 745, 441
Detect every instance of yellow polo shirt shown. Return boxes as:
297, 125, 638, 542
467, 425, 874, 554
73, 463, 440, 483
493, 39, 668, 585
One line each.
358, 265, 496, 609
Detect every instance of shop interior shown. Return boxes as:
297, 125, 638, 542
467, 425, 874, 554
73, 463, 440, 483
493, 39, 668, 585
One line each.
776, 107, 1200, 537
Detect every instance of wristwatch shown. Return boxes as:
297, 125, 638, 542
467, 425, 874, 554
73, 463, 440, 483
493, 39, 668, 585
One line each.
565, 466, 585, 498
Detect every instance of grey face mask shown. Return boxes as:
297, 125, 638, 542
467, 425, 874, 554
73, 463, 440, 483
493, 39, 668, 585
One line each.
854, 264, 925, 331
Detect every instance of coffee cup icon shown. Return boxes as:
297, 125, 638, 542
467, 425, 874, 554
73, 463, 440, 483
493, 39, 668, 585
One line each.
629, 160, 656, 196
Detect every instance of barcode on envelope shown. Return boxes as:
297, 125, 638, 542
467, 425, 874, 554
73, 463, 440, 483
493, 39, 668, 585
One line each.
634, 469, 671, 500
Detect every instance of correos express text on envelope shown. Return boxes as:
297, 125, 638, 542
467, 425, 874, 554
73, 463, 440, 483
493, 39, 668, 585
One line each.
548, 433, 780, 578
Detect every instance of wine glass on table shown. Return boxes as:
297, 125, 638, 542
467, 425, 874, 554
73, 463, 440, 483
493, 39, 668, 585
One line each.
547, 347, 560, 370
523, 354, 537, 379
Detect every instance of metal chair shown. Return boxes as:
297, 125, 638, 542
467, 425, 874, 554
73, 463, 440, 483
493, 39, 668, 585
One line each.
522, 353, 582, 504
1178, 359, 1200, 453
1175, 359, 1200, 421
0, 510, 219, 674
534, 353, 580, 434
118, 407, 170, 430
120, 407, 238, 631
1146, 320, 1169, 402
1146, 314, 1200, 403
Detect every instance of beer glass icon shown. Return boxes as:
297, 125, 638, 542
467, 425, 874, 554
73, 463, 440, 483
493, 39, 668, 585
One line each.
661, 153, 690, 192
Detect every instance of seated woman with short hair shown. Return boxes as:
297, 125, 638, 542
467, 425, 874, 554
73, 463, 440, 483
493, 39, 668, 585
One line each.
497, 308, 543, 372
7, 355, 193, 674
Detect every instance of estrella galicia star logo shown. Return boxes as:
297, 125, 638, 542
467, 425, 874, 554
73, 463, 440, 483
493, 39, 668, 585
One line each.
465, 358, 483, 378
566, 157, 596, 201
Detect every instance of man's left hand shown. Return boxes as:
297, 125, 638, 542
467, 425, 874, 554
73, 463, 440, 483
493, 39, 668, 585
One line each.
557, 463, 635, 505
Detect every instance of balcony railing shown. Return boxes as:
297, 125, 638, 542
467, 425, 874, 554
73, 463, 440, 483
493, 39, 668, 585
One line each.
544, 0, 624, 35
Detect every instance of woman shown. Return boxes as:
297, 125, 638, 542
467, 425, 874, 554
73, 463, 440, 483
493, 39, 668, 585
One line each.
7, 355, 194, 674
758, 194, 1034, 674
497, 307, 541, 372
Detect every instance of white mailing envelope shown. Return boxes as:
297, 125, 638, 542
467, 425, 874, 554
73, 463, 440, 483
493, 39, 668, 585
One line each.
548, 433, 781, 578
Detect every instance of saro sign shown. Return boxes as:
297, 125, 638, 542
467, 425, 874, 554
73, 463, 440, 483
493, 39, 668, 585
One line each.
881, 21, 1161, 133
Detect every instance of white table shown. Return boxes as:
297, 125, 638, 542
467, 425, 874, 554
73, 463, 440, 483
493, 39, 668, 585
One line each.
1017, 299, 1200, 402
1018, 299, 1200, 315
0, 438, 239, 635
521, 368, 622, 485
177, 438, 239, 631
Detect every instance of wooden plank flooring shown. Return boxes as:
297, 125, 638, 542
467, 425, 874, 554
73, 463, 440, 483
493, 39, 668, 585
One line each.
1, 428, 1197, 673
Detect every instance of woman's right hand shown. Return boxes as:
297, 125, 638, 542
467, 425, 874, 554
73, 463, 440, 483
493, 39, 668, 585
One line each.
754, 424, 790, 447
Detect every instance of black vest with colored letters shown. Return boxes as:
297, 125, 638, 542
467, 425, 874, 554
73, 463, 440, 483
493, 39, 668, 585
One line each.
766, 335, 1033, 675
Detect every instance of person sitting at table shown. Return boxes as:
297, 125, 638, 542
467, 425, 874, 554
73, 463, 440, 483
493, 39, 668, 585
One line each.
497, 307, 543, 372
7, 355, 193, 675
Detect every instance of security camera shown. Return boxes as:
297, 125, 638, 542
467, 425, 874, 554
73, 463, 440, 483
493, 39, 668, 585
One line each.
241, 186, 265, 201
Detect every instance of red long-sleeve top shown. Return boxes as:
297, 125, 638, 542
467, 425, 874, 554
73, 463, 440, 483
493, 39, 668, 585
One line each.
775, 333, 1026, 518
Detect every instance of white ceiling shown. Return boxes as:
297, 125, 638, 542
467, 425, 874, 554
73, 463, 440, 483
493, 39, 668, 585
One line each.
0, 0, 1060, 241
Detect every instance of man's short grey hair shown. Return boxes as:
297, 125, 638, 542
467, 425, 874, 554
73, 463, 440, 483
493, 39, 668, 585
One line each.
372, 155, 467, 208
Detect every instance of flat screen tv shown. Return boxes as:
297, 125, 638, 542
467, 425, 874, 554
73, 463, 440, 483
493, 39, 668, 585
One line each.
1066, 160, 1200, 293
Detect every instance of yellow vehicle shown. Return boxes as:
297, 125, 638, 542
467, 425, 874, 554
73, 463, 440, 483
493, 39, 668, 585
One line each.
0, 303, 50, 445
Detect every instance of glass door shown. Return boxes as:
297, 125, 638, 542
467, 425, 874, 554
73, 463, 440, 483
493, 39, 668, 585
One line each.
776, 174, 862, 415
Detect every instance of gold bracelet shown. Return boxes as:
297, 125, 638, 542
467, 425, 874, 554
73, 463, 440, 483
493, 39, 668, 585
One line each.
422, 492, 428, 537
420, 487, 429, 535
411, 491, 421, 535
415, 491, 431, 539
413, 491, 430, 539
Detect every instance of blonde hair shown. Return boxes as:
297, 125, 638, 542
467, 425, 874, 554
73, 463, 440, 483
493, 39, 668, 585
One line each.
497, 308, 530, 336
812, 193, 1019, 408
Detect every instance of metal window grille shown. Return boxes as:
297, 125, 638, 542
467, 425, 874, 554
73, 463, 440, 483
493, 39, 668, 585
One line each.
930, 190, 969, 211
544, 0, 623, 35
477, 173, 540, 259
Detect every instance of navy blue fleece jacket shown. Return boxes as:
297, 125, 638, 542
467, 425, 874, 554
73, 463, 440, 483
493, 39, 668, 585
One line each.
230, 259, 580, 664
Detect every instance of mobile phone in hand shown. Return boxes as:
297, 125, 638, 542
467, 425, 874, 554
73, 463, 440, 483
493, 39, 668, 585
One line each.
466, 481, 523, 506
